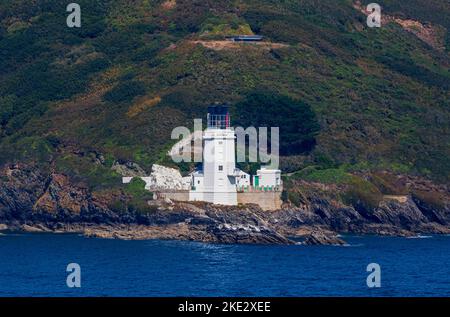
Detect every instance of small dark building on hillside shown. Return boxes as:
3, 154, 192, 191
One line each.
226, 35, 264, 42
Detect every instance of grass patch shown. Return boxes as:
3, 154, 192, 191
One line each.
291, 166, 352, 184
55, 153, 120, 190
103, 80, 146, 103
412, 190, 447, 212
342, 176, 383, 214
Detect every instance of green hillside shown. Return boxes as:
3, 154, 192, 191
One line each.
0, 0, 449, 191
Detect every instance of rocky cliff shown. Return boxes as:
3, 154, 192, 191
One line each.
0, 164, 449, 245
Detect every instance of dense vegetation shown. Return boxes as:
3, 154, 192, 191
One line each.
233, 92, 320, 155
0, 0, 449, 199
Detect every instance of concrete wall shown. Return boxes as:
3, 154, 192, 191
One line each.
156, 190, 282, 211
157, 191, 189, 202
256, 169, 282, 187
237, 191, 282, 211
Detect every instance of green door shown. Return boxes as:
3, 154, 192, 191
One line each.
254, 176, 259, 187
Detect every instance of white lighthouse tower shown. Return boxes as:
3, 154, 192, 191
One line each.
189, 105, 238, 205
203, 105, 237, 205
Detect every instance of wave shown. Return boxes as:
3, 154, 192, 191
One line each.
406, 235, 432, 239
342, 243, 364, 247
0, 233, 25, 237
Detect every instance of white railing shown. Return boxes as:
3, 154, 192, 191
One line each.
236, 185, 282, 193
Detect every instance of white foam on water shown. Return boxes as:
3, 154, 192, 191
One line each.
0, 232, 25, 237
407, 235, 432, 239
342, 243, 364, 247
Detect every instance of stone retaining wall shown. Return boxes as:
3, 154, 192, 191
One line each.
237, 191, 282, 211
156, 191, 189, 202
156, 190, 282, 211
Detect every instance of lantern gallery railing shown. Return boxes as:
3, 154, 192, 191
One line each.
237, 185, 282, 193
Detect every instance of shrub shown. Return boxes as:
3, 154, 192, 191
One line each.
55, 153, 120, 190
233, 91, 320, 155
369, 172, 408, 195
293, 167, 352, 184
0, 136, 55, 164
103, 80, 146, 103
123, 178, 156, 214
412, 190, 447, 212
281, 189, 288, 203
108, 200, 128, 214
343, 177, 383, 214
124, 178, 152, 200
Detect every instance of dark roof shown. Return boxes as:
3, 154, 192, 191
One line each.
207, 104, 229, 115
227, 35, 264, 41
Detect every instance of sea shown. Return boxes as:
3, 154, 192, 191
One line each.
0, 233, 449, 297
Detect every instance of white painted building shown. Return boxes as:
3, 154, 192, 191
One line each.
236, 170, 251, 188
189, 105, 237, 205
188, 105, 282, 205
253, 167, 282, 189
182, 176, 191, 189
189, 171, 205, 202
122, 176, 133, 184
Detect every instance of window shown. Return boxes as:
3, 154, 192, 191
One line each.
218, 165, 223, 171
198, 180, 200, 184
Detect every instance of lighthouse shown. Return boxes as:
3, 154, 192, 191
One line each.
203, 105, 238, 205
189, 105, 238, 205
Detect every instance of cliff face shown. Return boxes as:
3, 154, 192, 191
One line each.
1, 164, 449, 245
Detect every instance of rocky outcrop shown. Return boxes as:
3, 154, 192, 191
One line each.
33, 174, 89, 215
210, 223, 293, 245
302, 232, 346, 246
120, 164, 190, 190
111, 161, 147, 177
393, 18, 446, 51
143, 164, 190, 190
1, 164, 449, 245
353, 0, 446, 51
266, 194, 450, 238
0, 164, 294, 244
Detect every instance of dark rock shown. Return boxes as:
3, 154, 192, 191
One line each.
210, 223, 295, 245
302, 231, 346, 246
1, 164, 450, 245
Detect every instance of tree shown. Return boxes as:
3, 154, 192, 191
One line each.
233, 91, 320, 155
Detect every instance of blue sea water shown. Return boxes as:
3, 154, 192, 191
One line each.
0, 233, 449, 297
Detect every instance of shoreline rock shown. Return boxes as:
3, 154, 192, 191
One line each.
3, 222, 296, 245
3, 219, 450, 246
1, 164, 449, 245
301, 231, 347, 246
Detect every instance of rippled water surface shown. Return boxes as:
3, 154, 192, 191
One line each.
0, 233, 449, 296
